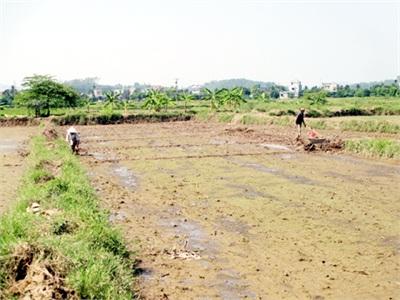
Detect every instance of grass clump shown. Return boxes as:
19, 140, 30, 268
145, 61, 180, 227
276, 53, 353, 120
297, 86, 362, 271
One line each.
340, 120, 400, 134
345, 139, 400, 159
308, 120, 328, 130
0, 137, 134, 299
218, 113, 235, 123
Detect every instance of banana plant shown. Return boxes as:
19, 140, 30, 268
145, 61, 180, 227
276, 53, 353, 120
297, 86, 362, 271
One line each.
143, 89, 172, 112
224, 87, 246, 110
202, 88, 228, 111
179, 92, 194, 112
104, 91, 122, 112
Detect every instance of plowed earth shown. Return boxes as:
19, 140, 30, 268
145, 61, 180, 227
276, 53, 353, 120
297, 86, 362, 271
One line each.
79, 121, 400, 300
0, 127, 36, 214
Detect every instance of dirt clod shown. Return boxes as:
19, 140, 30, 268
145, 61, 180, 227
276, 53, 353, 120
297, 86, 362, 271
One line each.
42, 127, 59, 141
4, 244, 77, 300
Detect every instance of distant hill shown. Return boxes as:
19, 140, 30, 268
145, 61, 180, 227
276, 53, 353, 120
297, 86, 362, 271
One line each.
349, 79, 398, 89
202, 78, 276, 90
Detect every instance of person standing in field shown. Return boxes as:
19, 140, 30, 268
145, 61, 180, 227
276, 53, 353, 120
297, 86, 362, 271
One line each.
295, 108, 306, 138
65, 126, 80, 154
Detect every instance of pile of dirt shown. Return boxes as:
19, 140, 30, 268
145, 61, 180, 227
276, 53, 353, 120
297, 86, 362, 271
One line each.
42, 127, 59, 141
3, 244, 76, 300
297, 137, 344, 152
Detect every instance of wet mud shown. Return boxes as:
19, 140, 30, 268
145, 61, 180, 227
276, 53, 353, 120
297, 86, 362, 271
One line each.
79, 121, 400, 299
0, 127, 37, 214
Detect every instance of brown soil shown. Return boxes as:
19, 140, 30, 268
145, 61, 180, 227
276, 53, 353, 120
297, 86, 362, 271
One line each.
0, 127, 37, 214
3, 244, 76, 300
0, 117, 39, 127
79, 121, 400, 299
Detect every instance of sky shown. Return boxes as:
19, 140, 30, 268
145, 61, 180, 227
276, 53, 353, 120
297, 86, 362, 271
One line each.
0, 0, 399, 88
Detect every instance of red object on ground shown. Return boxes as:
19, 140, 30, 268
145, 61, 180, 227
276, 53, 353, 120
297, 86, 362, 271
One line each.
308, 129, 319, 139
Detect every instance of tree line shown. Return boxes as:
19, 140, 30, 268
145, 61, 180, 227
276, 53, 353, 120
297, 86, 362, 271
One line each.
1, 75, 399, 117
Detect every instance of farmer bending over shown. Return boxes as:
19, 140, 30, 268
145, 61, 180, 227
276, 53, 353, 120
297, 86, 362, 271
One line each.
295, 108, 306, 138
65, 126, 80, 154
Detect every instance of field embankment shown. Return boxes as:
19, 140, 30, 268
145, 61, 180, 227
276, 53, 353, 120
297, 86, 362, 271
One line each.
0, 132, 134, 299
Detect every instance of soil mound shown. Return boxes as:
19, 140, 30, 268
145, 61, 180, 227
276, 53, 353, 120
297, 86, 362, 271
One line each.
3, 244, 76, 300
297, 136, 344, 152
42, 127, 59, 141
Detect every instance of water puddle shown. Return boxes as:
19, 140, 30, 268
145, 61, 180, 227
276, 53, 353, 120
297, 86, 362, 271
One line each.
111, 164, 138, 190
159, 216, 218, 256
0, 140, 19, 153
261, 143, 291, 151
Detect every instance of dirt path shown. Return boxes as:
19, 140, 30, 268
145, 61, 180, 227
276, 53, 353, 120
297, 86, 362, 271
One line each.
80, 122, 400, 299
0, 127, 37, 214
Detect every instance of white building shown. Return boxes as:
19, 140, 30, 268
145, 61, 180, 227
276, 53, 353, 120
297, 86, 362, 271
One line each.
288, 80, 302, 98
188, 84, 202, 95
322, 82, 339, 93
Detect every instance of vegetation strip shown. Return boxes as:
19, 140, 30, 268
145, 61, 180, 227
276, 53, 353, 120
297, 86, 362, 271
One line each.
345, 139, 400, 159
0, 135, 134, 299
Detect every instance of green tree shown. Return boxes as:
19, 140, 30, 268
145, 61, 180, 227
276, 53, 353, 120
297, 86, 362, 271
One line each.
0, 86, 17, 106
15, 75, 79, 117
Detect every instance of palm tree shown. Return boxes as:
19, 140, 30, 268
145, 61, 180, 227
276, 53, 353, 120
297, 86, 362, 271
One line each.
104, 91, 122, 112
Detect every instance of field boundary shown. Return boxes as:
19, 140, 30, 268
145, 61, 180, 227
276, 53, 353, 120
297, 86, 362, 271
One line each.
0, 133, 135, 299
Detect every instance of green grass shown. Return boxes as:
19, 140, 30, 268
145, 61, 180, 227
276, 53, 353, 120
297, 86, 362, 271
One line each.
1, 96, 400, 119
0, 136, 134, 299
239, 114, 292, 127
218, 113, 235, 123
339, 120, 400, 134
345, 139, 400, 159
308, 120, 328, 130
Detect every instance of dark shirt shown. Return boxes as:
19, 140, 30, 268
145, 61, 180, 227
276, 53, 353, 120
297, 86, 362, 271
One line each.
295, 112, 305, 125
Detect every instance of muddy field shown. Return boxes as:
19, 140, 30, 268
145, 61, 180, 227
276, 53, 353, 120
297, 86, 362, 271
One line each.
0, 127, 36, 214
78, 121, 399, 299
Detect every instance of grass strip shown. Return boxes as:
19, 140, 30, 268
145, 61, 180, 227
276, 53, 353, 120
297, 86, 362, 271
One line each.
0, 136, 134, 299
340, 120, 400, 134
345, 139, 400, 159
